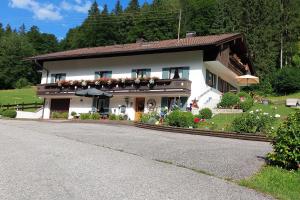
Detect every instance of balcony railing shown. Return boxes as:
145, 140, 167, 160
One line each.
37, 79, 191, 97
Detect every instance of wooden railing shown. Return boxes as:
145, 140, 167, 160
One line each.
0, 102, 43, 110
37, 79, 192, 96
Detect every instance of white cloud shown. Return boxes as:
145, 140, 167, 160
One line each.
9, 0, 62, 20
60, 0, 92, 14
73, 1, 92, 13
9, 0, 92, 21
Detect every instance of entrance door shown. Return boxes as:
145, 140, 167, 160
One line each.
135, 97, 145, 121
50, 99, 70, 117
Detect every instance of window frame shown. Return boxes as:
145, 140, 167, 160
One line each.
206, 70, 217, 88
51, 73, 66, 83
95, 71, 112, 79
132, 68, 151, 78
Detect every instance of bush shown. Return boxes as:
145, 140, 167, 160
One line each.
1, 109, 17, 118
232, 110, 274, 133
218, 92, 240, 108
71, 111, 77, 117
109, 114, 118, 120
52, 111, 68, 119
15, 78, 31, 89
272, 67, 300, 94
199, 108, 213, 119
166, 110, 194, 128
89, 113, 100, 120
140, 112, 159, 124
267, 111, 300, 170
80, 113, 91, 120
0, 109, 4, 115
237, 92, 254, 112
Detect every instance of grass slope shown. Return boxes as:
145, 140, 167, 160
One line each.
0, 87, 42, 105
239, 166, 300, 200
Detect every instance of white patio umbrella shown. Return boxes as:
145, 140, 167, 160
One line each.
236, 74, 259, 86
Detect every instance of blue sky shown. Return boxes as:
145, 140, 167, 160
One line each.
0, 0, 151, 39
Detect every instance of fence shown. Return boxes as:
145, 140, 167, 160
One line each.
0, 102, 43, 111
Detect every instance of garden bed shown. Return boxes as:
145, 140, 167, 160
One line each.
134, 122, 272, 142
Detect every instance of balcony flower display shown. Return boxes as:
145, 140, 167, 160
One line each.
81, 80, 87, 87
134, 78, 141, 84
149, 78, 155, 85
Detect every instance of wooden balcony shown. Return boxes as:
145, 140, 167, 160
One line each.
37, 79, 191, 97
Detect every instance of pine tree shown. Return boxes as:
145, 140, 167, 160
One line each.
113, 0, 123, 15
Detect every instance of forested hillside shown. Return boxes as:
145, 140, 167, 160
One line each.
1, 0, 300, 91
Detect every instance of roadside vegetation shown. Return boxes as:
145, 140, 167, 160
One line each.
239, 166, 300, 200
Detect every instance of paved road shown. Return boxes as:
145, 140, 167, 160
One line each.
0, 120, 273, 200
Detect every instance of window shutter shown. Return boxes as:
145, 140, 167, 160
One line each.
50, 74, 56, 83
182, 67, 190, 79
162, 68, 169, 79
180, 97, 188, 111
146, 68, 151, 77
161, 97, 168, 109
131, 69, 137, 78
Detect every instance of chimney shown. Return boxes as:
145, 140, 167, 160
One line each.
186, 31, 196, 38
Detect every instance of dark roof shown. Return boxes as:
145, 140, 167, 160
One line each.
28, 33, 243, 62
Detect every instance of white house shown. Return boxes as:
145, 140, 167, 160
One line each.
29, 33, 255, 120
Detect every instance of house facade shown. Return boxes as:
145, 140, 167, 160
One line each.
30, 33, 254, 120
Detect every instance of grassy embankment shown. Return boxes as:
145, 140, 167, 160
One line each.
239, 166, 300, 200
0, 87, 42, 111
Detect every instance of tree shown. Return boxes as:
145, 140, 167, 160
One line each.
26, 26, 59, 54
113, 0, 123, 15
0, 33, 37, 89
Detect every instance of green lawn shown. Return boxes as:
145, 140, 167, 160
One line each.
267, 92, 300, 105
239, 166, 300, 200
209, 102, 297, 131
0, 87, 42, 105
210, 113, 242, 131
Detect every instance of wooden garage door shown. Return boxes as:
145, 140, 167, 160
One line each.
50, 99, 70, 112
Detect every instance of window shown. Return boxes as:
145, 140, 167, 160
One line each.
95, 71, 112, 79
206, 70, 216, 88
218, 77, 237, 93
161, 97, 188, 111
131, 69, 151, 78
51, 73, 66, 83
92, 97, 110, 114
162, 67, 189, 79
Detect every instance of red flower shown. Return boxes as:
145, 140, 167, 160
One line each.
194, 117, 200, 123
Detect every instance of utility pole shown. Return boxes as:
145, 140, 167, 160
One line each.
280, 0, 284, 69
177, 9, 182, 42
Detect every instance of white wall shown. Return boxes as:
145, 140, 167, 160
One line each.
41, 50, 239, 119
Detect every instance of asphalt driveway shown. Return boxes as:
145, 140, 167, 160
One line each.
0, 120, 273, 200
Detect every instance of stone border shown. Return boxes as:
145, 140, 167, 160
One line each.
134, 122, 272, 142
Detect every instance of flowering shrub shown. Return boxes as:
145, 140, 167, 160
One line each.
199, 108, 213, 119
232, 109, 276, 133
194, 117, 200, 123
267, 111, 300, 170
237, 92, 254, 111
